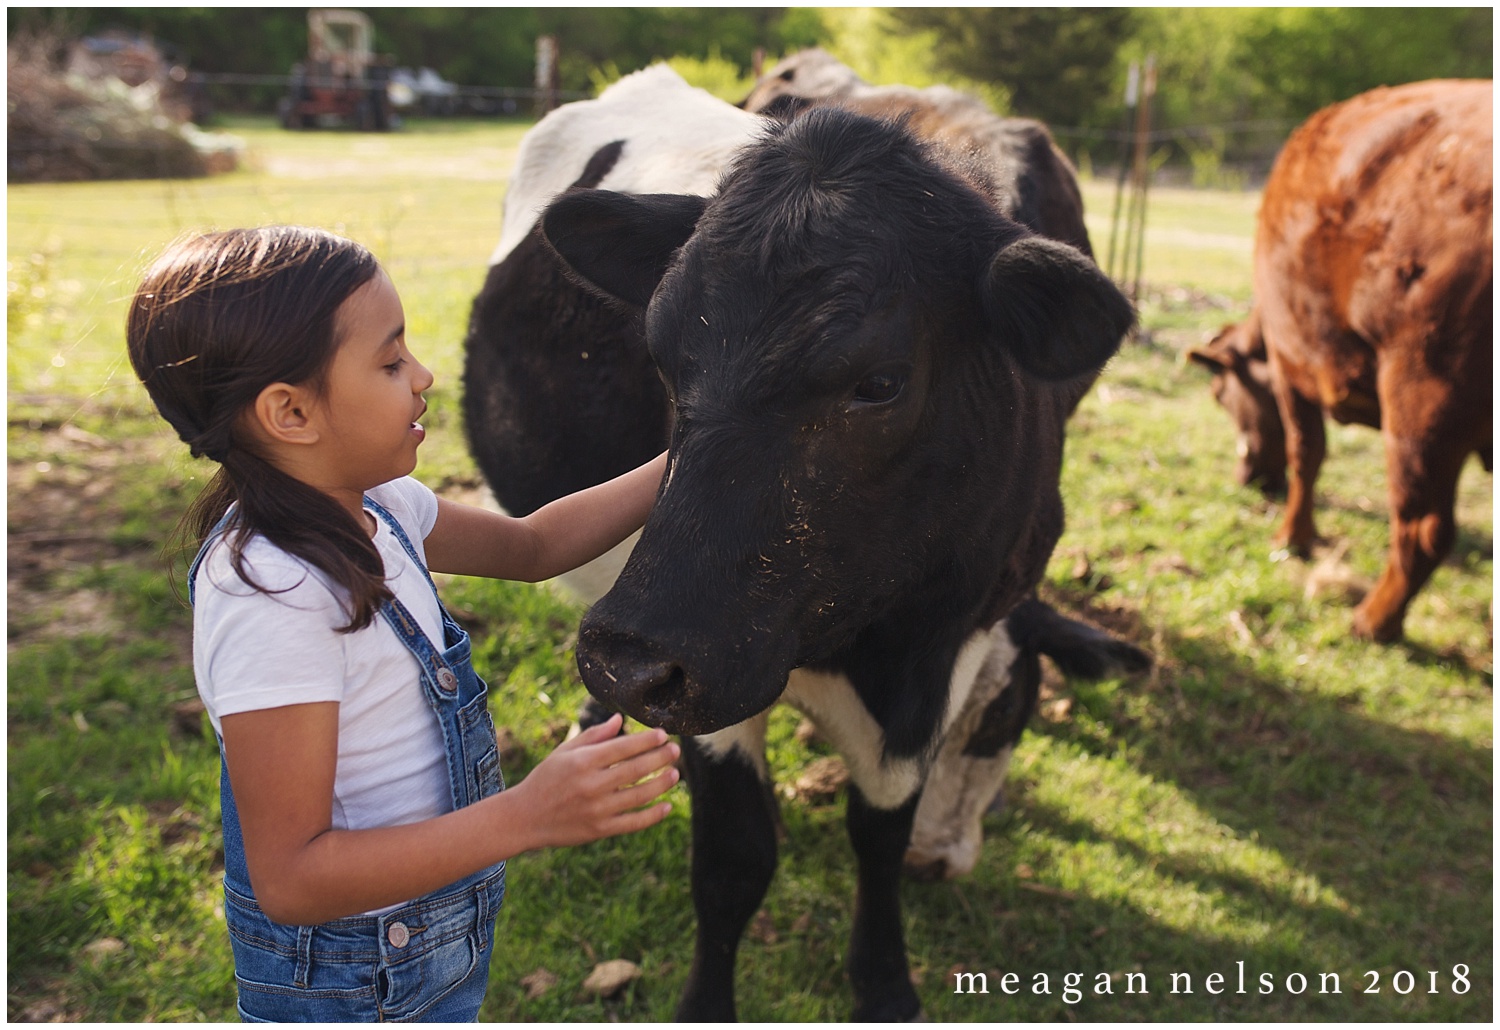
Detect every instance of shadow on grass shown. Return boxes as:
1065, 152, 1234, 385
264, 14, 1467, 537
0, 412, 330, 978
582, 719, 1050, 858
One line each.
933, 582, 1494, 1020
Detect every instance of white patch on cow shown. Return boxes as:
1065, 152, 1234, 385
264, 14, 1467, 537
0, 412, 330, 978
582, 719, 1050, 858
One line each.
782, 667, 920, 809
489, 65, 765, 266
781, 627, 997, 811
906, 622, 1023, 879
693, 708, 770, 780
940, 627, 1003, 736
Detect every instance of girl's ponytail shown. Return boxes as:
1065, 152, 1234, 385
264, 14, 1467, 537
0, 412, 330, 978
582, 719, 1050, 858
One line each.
131, 226, 392, 632
217, 447, 391, 632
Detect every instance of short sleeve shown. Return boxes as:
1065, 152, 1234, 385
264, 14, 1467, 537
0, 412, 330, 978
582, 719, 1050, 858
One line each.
367, 477, 439, 546
192, 545, 351, 731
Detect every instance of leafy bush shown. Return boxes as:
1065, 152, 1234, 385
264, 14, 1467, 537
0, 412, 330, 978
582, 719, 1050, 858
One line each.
6, 33, 229, 183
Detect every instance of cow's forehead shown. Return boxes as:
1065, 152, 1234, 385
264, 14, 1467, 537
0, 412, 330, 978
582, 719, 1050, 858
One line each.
702, 110, 999, 269
644, 111, 1014, 390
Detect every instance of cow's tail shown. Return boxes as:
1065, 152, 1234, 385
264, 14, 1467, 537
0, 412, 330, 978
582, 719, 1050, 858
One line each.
1008, 597, 1151, 680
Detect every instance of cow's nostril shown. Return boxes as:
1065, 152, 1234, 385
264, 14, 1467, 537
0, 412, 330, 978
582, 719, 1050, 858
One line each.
641, 666, 687, 717
577, 622, 691, 725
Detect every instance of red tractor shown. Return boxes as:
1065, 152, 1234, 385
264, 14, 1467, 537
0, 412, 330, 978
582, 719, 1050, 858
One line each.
278, 9, 394, 131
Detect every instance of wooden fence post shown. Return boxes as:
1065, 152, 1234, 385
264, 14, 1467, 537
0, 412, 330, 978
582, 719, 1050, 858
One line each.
1106, 61, 1140, 281
1109, 54, 1156, 306
1127, 55, 1157, 302
535, 35, 558, 116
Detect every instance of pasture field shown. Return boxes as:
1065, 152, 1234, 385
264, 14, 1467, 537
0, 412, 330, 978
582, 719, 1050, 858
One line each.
7, 118, 1491, 1021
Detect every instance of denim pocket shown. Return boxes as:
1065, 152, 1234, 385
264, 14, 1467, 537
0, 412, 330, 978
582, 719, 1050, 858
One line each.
223, 875, 502, 1022
225, 886, 381, 1021
457, 691, 503, 802
376, 923, 483, 1020
373, 866, 504, 1021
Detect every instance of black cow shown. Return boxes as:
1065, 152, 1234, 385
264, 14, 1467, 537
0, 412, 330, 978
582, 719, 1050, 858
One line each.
540, 107, 1135, 1019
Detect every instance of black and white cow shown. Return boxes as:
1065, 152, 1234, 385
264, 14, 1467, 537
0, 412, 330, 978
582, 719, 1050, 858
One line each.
463, 67, 762, 529
463, 67, 1144, 1020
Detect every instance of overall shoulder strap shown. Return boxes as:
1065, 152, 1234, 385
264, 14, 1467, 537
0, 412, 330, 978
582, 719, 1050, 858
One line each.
187, 506, 239, 608
365, 497, 441, 592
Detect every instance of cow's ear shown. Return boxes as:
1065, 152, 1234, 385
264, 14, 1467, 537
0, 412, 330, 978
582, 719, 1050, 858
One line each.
1186, 321, 1253, 375
981, 236, 1135, 380
1185, 346, 1228, 374
542, 189, 708, 307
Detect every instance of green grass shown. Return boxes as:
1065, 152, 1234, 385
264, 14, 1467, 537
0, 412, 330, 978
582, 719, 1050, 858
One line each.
7, 117, 1491, 1021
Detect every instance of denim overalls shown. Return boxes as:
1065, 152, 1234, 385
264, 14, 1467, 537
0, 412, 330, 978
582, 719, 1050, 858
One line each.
190, 499, 506, 1022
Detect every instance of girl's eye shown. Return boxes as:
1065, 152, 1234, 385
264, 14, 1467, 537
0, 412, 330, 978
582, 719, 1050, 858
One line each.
385, 358, 407, 373
851, 369, 907, 407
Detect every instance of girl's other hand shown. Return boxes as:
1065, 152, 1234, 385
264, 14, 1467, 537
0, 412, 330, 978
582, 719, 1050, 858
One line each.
510, 713, 680, 849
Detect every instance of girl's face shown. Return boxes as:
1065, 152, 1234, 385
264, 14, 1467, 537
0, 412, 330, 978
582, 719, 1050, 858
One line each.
314, 270, 435, 494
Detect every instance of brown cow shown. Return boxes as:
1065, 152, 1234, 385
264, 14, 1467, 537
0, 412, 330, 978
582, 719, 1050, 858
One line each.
740, 49, 1092, 256
1190, 79, 1492, 642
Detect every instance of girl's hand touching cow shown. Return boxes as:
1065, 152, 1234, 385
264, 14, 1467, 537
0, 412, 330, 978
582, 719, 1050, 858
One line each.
505, 713, 679, 849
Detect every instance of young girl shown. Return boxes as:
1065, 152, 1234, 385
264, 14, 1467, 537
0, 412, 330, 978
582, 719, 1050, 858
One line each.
127, 225, 678, 1021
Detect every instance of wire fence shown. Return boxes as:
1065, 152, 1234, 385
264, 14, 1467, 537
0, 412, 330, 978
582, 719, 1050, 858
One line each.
1056, 119, 1297, 180
184, 71, 591, 118
8, 105, 1296, 192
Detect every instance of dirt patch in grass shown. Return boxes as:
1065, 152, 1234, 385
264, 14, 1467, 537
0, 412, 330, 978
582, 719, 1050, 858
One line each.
7, 420, 184, 653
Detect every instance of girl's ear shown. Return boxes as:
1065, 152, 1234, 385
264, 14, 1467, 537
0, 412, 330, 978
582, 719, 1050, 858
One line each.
252, 382, 321, 446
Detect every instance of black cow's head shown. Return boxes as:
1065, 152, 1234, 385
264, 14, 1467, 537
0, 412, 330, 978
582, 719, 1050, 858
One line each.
1187, 313, 1288, 495
544, 109, 1133, 739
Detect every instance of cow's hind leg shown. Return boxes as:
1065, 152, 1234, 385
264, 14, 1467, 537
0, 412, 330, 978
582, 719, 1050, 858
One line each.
676, 723, 777, 1022
846, 784, 923, 1021
906, 624, 1033, 881
1355, 362, 1477, 641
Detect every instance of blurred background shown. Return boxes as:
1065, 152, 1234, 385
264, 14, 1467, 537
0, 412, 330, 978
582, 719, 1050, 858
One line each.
8, 6, 1493, 185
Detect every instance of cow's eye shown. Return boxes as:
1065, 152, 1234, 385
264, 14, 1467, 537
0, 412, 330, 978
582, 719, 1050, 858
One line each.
851, 369, 906, 407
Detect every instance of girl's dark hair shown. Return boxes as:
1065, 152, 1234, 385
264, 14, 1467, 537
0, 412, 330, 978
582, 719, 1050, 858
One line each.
128, 226, 389, 632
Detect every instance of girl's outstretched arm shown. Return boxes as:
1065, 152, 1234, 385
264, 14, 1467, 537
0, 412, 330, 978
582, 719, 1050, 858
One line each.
222, 705, 677, 926
423, 451, 668, 582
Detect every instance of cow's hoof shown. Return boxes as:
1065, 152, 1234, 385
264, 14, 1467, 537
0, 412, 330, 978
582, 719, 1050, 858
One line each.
903, 848, 980, 882
1351, 604, 1404, 644
903, 854, 950, 882
853, 991, 922, 1022
1271, 532, 1321, 561
904, 836, 980, 882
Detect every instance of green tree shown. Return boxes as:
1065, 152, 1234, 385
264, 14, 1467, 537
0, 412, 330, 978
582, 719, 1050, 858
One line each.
1239, 7, 1492, 120
886, 7, 1136, 126
1112, 7, 1492, 171
8, 7, 310, 76
7, 7, 826, 98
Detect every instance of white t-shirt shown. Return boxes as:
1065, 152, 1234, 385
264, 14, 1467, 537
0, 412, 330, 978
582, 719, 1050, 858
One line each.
193, 476, 452, 834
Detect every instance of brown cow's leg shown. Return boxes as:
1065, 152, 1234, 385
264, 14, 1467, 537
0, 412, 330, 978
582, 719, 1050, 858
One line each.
1354, 375, 1468, 642
1270, 374, 1327, 556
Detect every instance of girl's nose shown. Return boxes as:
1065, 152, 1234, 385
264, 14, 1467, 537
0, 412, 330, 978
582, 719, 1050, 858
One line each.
414, 359, 435, 392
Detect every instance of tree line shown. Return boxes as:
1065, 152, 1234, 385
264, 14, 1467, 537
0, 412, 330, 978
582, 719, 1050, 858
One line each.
9, 6, 1491, 137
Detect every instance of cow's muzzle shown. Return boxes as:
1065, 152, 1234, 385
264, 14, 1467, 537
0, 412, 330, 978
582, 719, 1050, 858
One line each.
577, 618, 787, 736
